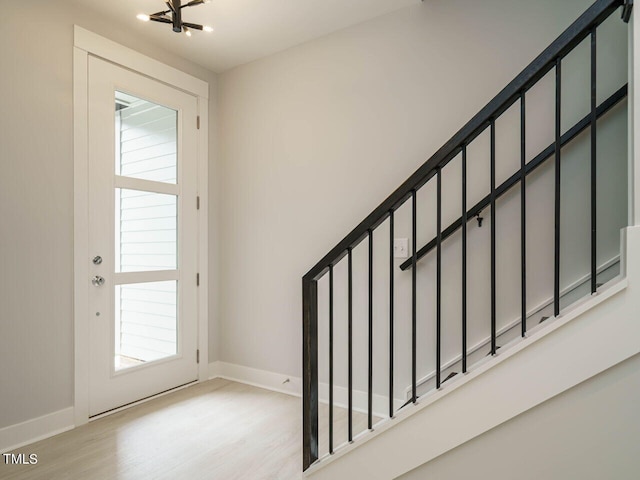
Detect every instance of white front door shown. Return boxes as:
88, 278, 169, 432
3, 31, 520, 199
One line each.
87, 56, 199, 416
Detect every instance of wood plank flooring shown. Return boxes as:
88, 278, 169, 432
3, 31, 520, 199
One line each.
0, 379, 374, 480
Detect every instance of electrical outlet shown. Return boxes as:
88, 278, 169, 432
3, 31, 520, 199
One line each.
394, 238, 409, 258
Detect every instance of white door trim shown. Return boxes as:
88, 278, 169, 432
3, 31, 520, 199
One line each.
74, 26, 209, 99
73, 27, 209, 426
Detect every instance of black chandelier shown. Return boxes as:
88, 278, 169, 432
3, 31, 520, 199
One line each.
137, 0, 213, 37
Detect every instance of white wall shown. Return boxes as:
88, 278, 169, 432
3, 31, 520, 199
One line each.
0, 0, 219, 429
217, 0, 628, 388
399, 352, 640, 480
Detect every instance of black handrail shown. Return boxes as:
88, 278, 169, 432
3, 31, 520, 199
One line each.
302, 0, 627, 471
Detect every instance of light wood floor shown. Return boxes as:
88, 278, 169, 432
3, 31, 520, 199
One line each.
0, 379, 374, 480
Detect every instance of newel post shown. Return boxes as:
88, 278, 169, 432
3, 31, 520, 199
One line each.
302, 276, 319, 471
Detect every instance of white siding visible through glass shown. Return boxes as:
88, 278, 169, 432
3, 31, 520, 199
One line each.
116, 92, 178, 184
115, 281, 177, 370
115, 189, 177, 272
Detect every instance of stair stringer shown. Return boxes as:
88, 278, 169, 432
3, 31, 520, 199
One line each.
305, 226, 640, 480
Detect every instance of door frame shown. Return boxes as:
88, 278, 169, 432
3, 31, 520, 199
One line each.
73, 26, 209, 426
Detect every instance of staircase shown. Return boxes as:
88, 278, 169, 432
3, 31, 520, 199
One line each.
302, 0, 634, 475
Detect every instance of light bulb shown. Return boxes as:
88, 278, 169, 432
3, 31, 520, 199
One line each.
185, 28, 192, 37
203, 25, 214, 32
136, 13, 150, 22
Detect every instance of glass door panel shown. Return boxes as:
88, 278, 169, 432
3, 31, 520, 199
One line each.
116, 91, 178, 184
115, 280, 177, 371
115, 189, 177, 273
113, 91, 180, 372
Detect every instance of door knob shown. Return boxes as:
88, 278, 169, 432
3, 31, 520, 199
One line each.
91, 276, 105, 287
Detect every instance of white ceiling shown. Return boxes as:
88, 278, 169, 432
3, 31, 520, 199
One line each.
77, 0, 420, 73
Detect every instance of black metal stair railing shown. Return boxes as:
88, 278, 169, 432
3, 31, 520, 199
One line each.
397, 84, 627, 274
302, 0, 631, 471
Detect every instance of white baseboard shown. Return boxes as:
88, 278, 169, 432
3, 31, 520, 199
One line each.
0, 407, 74, 453
209, 361, 303, 397
208, 361, 403, 419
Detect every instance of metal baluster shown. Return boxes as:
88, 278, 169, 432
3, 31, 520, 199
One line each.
491, 120, 497, 355
412, 190, 417, 402
591, 29, 597, 294
555, 58, 562, 317
462, 146, 468, 373
521, 93, 527, 337
389, 211, 395, 418
436, 168, 442, 388
348, 248, 353, 442
368, 230, 373, 429
328, 264, 334, 454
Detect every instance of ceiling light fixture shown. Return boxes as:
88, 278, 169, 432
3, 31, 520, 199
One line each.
137, 0, 214, 36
